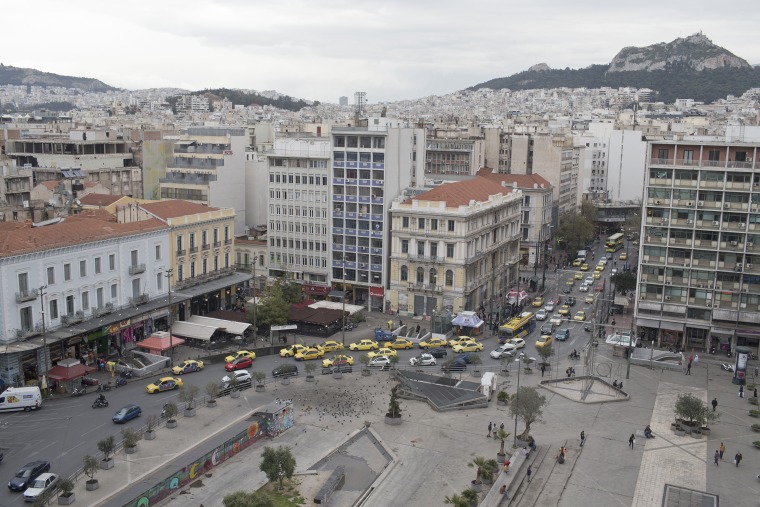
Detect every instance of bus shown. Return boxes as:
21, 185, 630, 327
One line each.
498, 312, 536, 343
605, 233, 625, 253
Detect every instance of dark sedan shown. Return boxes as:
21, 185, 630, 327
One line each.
428, 347, 448, 359
8, 460, 50, 491
113, 404, 142, 424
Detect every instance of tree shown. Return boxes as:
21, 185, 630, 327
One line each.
97, 436, 115, 462
223, 490, 275, 507
461, 489, 479, 506
281, 279, 302, 305
254, 284, 289, 330
674, 393, 720, 427
387, 384, 402, 418
359, 353, 371, 372
83, 454, 99, 483
610, 272, 637, 294
537, 343, 553, 366
580, 201, 599, 224
556, 212, 595, 254
179, 384, 199, 410
259, 446, 296, 490
495, 428, 511, 457
468, 456, 489, 485
206, 381, 221, 399
443, 493, 470, 507
164, 402, 178, 422
509, 386, 547, 440
57, 477, 74, 499
304, 362, 316, 377
121, 428, 141, 450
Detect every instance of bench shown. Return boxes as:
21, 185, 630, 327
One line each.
314, 465, 345, 505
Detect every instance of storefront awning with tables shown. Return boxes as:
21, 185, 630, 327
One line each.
186, 315, 251, 336
136, 332, 185, 352
170, 321, 217, 341
47, 358, 96, 382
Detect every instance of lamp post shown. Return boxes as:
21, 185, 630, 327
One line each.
251, 260, 258, 343
341, 261, 347, 347
37, 285, 48, 396
513, 353, 522, 448
165, 269, 173, 364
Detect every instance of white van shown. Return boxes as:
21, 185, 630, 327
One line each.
0, 386, 42, 412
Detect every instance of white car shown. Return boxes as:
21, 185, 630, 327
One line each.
585, 276, 594, 285
410, 353, 436, 366
490, 344, 514, 359
503, 338, 526, 351
606, 253, 613, 260
550, 314, 563, 326
535, 309, 547, 321
544, 302, 555, 312
23, 473, 59, 502
222, 370, 252, 388
369, 356, 392, 369
611, 268, 618, 275
579, 283, 589, 292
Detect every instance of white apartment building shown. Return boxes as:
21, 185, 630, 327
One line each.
267, 135, 331, 293
0, 215, 171, 386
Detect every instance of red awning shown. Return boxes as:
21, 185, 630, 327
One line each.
302, 284, 330, 296
137, 334, 185, 352
47, 363, 96, 382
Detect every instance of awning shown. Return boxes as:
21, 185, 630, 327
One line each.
452, 311, 484, 328
302, 284, 330, 296
186, 316, 250, 335
137, 333, 186, 352
47, 362, 96, 382
686, 323, 711, 330
710, 327, 735, 337
328, 290, 345, 299
170, 321, 217, 341
659, 321, 685, 332
636, 318, 660, 328
174, 272, 253, 299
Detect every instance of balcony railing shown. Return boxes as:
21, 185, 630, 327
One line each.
213, 241, 221, 248
176, 249, 186, 256
128, 263, 146, 275
173, 267, 235, 290
129, 293, 150, 306
189, 246, 199, 254
15, 289, 38, 303
225, 239, 232, 245
92, 303, 115, 317
202, 243, 210, 251
61, 311, 85, 325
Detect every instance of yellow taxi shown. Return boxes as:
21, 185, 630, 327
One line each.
316, 340, 344, 353
558, 304, 571, 316
532, 297, 545, 307
294, 347, 325, 361
322, 354, 354, 368
574, 272, 584, 280
619, 252, 628, 261
224, 350, 256, 363
585, 294, 596, 304
593, 271, 602, 279
573, 311, 587, 322
595, 264, 604, 273
383, 337, 415, 350
368, 347, 398, 359
573, 259, 583, 267
171, 359, 205, 375
279, 344, 309, 357
419, 337, 448, 349
146, 376, 183, 394
535, 335, 553, 348
449, 336, 475, 348
452, 341, 484, 353
580, 263, 590, 271
349, 339, 379, 351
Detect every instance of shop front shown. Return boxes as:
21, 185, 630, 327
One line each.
302, 283, 330, 300
686, 324, 710, 352
659, 321, 685, 350
369, 285, 384, 312
736, 328, 760, 355
710, 326, 735, 354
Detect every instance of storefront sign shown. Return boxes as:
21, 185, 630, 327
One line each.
369, 286, 384, 297
119, 319, 132, 329
105, 324, 120, 335
66, 336, 84, 346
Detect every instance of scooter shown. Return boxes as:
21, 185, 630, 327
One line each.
568, 351, 580, 360
114, 377, 128, 388
96, 382, 112, 392
721, 363, 735, 372
92, 397, 109, 408
71, 386, 86, 397
120, 369, 134, 379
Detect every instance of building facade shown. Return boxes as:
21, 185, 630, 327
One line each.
635, 140, 760, 354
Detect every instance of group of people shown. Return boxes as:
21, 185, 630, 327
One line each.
566, 366, 576, 378
714, 444, 742, 467
556, 445, 567, 464
487, 421, 505, 438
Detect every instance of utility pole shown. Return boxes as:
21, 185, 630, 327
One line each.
165, 269, 173, 364
513, 354, 522, 448
251, 260, 258, 343
37, 285, 48, 397
342, 261, 347, 346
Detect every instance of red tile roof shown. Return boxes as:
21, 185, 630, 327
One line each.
140, 200, 219, 219
0, 217, 169, 258
476, 167, 552, 189
405, 177, 514, 207
79, 193, 123, 207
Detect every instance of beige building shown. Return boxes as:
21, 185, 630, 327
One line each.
388, 177, 522, 317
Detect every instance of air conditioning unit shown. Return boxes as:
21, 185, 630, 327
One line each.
752, 206, 759, 212
646, 236, 651, 242
640, 294, 646, 299
698, 284, 705, 288
687, 202, 694, 206
661, 218, 668, 224
748, 242, 754, 247
664, 296, 671, 301
713, 303, 719, 308
697, 201, 705, 207
747, 263, 754, 269
740, 223, 746, 228
687, 219, 694, 224
655, 200, 662, 205
730, 241, 738, 246
666, 279, 672, 284
716, 284, 722, 290
724, 203, 731, 209
712, 221, 720, 226
684, 261, 690, 267
743, 287, 750, 292
641, 275, 648, 281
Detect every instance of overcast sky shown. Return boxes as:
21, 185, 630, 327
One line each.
3, 0, 759, 103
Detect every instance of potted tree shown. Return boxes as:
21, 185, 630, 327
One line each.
501, 352, 515, 375
674, 393, 718, 436
164, 402, 179, 428
750, 397, 759, 406
509, 386, 547, 446
83, 454, 99, 491
253, 372, 266, 392
536, 344, 553, 370
753, 440, 760, 449
56, 477, 75, 505
305, 362, 316, 382
482, 459, 499, 484
228, 373, 241, 398
388, 354, 400, 370
179, 384, 199, 417
751, 409, 760, 417
468, 354, 483, 378
497, 390, 509, 407
205, 381, 220, 407
495, 428, 511, 464
461, 489, 478, 506
360, 353, 372, 376
122, 428, 141, 455
752, 423, 760, 432
467, 456, 488, 492
97, 436, 115, 470
522, 356, 536, 373
384, 384, 402, 425
144, 414, 158, 441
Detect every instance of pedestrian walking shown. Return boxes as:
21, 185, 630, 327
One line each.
734, 452, 743, 467
694, 354, 699, 366
719, 442, 726, 460
739, 385, 744, 398
500, 422, 505, 432
527, 465, 533, 483
541, 364, 546, 377
488, 422, 492, 438
686, 361, 692, 375
714, 450, 720, 466
629, 433, 635, 449
712, 398, 718, 412
580, 430, 586, 447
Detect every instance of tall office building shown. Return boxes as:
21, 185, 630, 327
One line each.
636, 140, 760, 354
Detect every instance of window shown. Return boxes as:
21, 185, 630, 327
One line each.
429, 269, 437, 285
109, 254, 115, 271
189, 233, 196, 249
224, 226, 230, 241
430, 243, 438, 258
80, 260, 87, 277
66, 295, 74, 316
445, 269, 454, 286
132, 279, 140, 298
176, 236, 183, 252
431, 219, 438, 230
18, 272, 29, 292
156, 273, 163, 291
20, 307, 33, 331
683, 150, 694, 165
202, 258, 208, 275
155, 245, 161, 260
82, 291, 89, 311
202, 230, 207, 247
448, 220, 455, 232
417, 241, 425, 256
401, 240, 409, 254
178, 264, 184, 281
418, 218, 425, 229
225, 253, 230, 267
416, 267, 424, 284
97, 288, 104, 308
190, 263, 196, 278
657, 148, 669, 160
446, 243, 455, 258
95, 257, 101, 274
64, 263, 71, 281
49, 300, 59, 320
402, 217, 409, 228
400, 265, 408, 281
47, 267, 55, 285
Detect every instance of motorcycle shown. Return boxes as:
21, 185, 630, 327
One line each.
568, 351, 580, 360
120, 369, 134, 379
710, 346, 716, 355
96, 382, 112, 392
71, 386, 86, 397
92, 397, 109, 409
721, 363, 735, 372
114, 377, 128, 388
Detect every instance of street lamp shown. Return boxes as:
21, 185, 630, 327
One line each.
513, 353, 523, 448
165, 269, 173, 364
37, 285, 48, 396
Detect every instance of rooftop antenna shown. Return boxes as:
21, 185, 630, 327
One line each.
354, 91, 366, 123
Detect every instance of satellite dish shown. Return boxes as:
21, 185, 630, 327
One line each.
48, 199, 55, 206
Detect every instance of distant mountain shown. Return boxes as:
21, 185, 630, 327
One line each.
471, 34, 760, 104
0, 64, 117, 92
174, 88, 317, 112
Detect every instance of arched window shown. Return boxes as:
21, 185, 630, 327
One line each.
416, 267, 424, 284
400, 265, 408, 281
429, 268, 437, 285
445, 269, 454, 286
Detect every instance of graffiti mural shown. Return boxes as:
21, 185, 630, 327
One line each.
265, 404, 294, 437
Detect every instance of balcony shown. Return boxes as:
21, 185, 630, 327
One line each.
225, 239, 232, 245
202, 243, 210, 251
129, 293, 150, 306
61, 311, 85, 325
15, 289, 38, 303
14, 324, 42, 339
213, 241, 221, 248
173, 267, 235, 290
189, 246, 199, 254
407, 283, 443, 293
92, 303, 115, 317
128, 263, 146, 275
176, 249, 186, 256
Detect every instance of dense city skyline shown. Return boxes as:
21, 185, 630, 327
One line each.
3, 0, 760, 103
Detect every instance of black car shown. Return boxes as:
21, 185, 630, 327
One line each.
272, 364, 299, 378
456, 353, 476, 364
567, 296, 576, 306
442, 359, 467, 372
321, 363, 353, 375
8, 461, 50, 491
540, 323, 554, 335
428, 347, 448, 359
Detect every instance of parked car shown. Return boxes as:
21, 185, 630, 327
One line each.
294, 347, 325, 361
272, 364, 299, 378
368, 347, 398, 359
535, 309, 547, 321
384, 338, 414, 350
112, 404, 142, 424
22, 473, 58, 502
428, 347, 448, 358
224, 350, 257, 363
8, 461, 50, 491
316, 340, 344, 353
368, 356, 392, 369
555, 328, 570, 342
221, 370, 252, 388
452, 341, 484, 353
279, 344, 308, 357
442, 358, 468, 372
349, 339, 379, 351
409, 353, 437, 366
322, 354, 354, 368
419, 337, 448, 349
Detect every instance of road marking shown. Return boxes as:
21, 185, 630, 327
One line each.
81, 422, 107, 437
27, 440, 57, 457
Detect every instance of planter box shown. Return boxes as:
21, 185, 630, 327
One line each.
471, 370, 482, 378
470, 481, 482, 493
206, 400, 217, 408
231, 390, 242, 398
255, 385, 265, 392
674, 428, 686, 436
184, 407, 197, 418
306, 375, 315, 383
516, 438, 531, 448
144, 430, 156, 441
384, 415, 402, 426
332, 372, 343, 380
86, 480, 99, 491
58, 493, 76, 505
497, 400, 508, 407
166, 420, 178, 429
700, 427, 711, 436
690, 431, 703, 439
100, 459, 114, 470
362, 370, 371, 376
281, 378, 291, 385
497, 453, 506, 464
125, 445, 137, 454
750, 411, 760, 417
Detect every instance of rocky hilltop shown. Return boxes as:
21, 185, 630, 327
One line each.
0, 63, 117, 92
607, 33, 751, 72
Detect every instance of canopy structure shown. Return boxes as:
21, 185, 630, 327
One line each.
47, 358, 96, 382
507, 290, 529, 304
136, 331, 185, 352
451, 311, 484, 329
186, 315, 251, 336
170, 321, 217, 341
